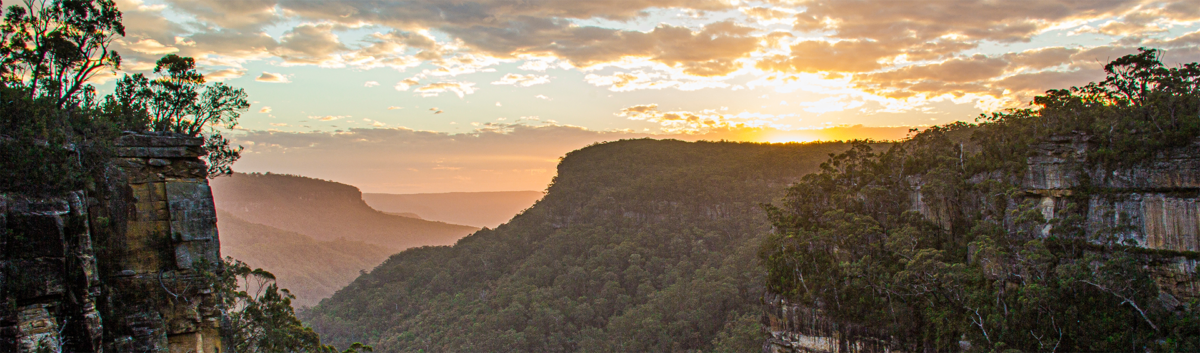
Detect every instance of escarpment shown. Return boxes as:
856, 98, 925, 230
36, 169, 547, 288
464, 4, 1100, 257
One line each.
1, 132, 224, 352
1026, 135, 1199, 301
763, 134, 1200, 353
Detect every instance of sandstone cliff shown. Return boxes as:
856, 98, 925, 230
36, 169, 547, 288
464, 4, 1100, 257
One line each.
762, 135, 1200, 352
1, 132, 224, 352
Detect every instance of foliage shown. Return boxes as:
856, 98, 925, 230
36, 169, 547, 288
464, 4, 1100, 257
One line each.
0, 0, 123, 108
984, 48, 1200, 167
760, 49, 1200, 352
104, 54, 248, 176
0, 0, 125, 194
206, 257, 373, 353
301, 139, 860, 352
1, 1, 344, 351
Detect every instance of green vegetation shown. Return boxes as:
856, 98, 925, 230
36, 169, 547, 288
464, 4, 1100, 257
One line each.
1, 0, 244, 195
104, 53, 248, 175
2, 1, 356, 351
1, 0, 126, 194
302, 139, 861, 352
205, 258, 373, 353
760, 49, 1200, 352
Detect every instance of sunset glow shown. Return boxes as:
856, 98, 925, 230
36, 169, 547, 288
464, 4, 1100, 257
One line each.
83, 0, 1200, 192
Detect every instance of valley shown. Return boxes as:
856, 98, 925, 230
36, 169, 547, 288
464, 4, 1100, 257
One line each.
210, 173, 482, 307
299, 139, 859, 351
363, 191, 544, 228
4, 0, 1199, 349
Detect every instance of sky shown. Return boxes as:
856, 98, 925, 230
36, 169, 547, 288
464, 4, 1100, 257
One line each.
51, 0, 1200, 193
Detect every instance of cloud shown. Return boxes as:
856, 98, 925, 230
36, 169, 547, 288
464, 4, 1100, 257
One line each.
584, 70, 731, 92
259, 107, 272, 113
741, 7, 795, 24
791, 0, 1138, 47
205, 68, 247, 81
228, 124, 917, 192
394, 78, 420, 91
283, 2, 762, 76
617, 104, 731, 133
415, 82, 477, 98
743, 0, 1200, 109
1004, 47, 1080, 69
364, 81, 380, 87
256, 72, 291, 83
387, 106, 403, 110
311, 115, 350, 121
108, 0, 1200, 116
868, 55, 1011, 84
275, 23, 347, 65
1148, 30, 1200, 48
518, 58, 559, 72
164, 0, 281, 31
123, 38, 179, 54
757, 40, 906, 73
492, 73, 551, 87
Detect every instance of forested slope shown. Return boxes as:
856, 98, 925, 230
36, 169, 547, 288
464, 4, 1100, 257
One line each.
210, 173, 478, 250
302, 139, 863, 352
760, 49, 1200, 352
217, 210, 394, 307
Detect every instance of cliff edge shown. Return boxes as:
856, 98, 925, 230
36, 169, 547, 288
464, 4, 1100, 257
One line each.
1, 132, 224, 352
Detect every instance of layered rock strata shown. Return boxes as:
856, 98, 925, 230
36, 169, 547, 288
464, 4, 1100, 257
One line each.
1, 132, 223, 352
764, 135, 1200, 352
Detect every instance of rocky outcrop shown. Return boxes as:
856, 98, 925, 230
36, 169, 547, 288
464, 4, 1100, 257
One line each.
764, 135, 1200, 353
1, 132, 223, 352
0, 191, 100, 352
1026, 135, 1200, 304
763, 294, 897, 353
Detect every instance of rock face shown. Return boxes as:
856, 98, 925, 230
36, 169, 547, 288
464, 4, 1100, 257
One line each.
763, 135, 1200, 352
763, 294, 895, 353
1, 132, 223, 352
1027, 135, 1200, 304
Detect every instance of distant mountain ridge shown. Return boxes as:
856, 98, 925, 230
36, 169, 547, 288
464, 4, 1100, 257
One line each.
210, 173, 478, 250
363, 191, 543, 228
302, 139, 860, 352
217, 210, 394, 307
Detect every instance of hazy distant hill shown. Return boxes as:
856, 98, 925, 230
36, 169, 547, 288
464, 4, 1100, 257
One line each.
363, 191, 543, 228
217, 210, 393, 307
303, 139, 860, 352
210, 173, 478, 250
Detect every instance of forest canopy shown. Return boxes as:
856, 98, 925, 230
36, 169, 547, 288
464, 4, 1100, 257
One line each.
0, 0, 245, 195
760, 48, 1200, 352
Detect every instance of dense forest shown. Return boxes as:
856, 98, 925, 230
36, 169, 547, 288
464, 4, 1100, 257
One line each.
301, 139, 865, 351
760, 49, 1200, 351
